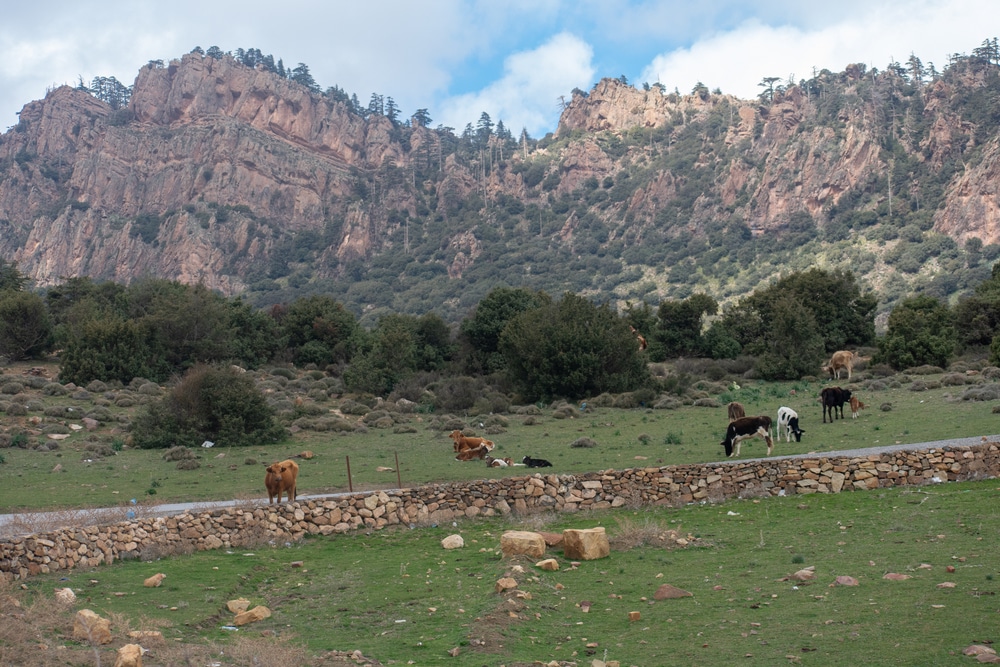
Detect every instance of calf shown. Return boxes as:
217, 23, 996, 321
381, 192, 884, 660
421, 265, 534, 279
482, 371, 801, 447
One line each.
264, 459, 299, 504
455, 445, 489, 461
776, 406, 804, 442
721, 416, 774, 458
820, 387, 852, 423
522, 455, 553, 468
485, 455, 515, 468
727, 401, 746, 422
849, 396, 866, 419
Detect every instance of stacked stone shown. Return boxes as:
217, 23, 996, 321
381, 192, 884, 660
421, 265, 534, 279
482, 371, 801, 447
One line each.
1, 443, 997, 580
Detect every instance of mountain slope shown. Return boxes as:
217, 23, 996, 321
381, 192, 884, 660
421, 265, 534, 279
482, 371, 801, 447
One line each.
2, 47, 1000, 324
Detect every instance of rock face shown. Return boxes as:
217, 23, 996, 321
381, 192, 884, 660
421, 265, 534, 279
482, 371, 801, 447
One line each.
2, 53, 1000, 310
561, 527, 610, 561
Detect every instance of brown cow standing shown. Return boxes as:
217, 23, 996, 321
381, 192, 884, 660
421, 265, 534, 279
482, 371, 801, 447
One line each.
264, 459, 299, 504
727, 402, 746, 422
823, 350, 858, 381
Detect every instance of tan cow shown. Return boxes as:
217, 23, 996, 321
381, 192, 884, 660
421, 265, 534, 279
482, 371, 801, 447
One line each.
849, 396, 866, 419
823, 350, 858, 381
264, 459, 299, 504
449, 430, 495, 453
727, 401, 746, 422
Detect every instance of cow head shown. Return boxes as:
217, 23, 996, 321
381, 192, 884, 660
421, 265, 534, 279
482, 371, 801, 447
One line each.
265, 462, 288, 479
789, 418, 804, 442
721, 438, 734, 457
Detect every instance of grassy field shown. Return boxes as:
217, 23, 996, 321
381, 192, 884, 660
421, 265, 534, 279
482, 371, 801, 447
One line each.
11, 477, 1000, 665
2, 360, 1000, 664
0, 361, 998, 513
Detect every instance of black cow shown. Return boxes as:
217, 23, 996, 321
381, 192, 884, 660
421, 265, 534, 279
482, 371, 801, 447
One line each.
522, 455, 553, 468
721, 416, 774, 458
820, 387, 852, 423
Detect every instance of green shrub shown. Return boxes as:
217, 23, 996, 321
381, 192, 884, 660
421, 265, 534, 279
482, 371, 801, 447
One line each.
132, 365, 287, 449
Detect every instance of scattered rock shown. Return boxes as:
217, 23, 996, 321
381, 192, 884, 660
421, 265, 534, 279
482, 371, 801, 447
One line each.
628, 611, 641, 621
54, 587, 76, 604
500, 530, 546, 558
441, 534, 464, 549
494, 577, 518, 593
653, 584, 693, 600
883, 573, 911, 580
113, 643, 147, 667
227, 598, 251, 614
538, 531, 564, 547
562, 527, 610, 561
73, 609, 112, 644
127, 630, 164, 644
535, 558, 559, 571
143, 573, 166, 587
234, 605, 271, 626
299, 450, 314, 459
780, 566, 815, 582
832, 575, 859, 586
82, 417, 100, 431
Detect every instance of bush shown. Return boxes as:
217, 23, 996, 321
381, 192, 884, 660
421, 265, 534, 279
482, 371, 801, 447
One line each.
132, 365, 287, 449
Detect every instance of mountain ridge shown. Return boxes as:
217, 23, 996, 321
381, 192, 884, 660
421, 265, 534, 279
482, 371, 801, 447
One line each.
2, 46, 999, 323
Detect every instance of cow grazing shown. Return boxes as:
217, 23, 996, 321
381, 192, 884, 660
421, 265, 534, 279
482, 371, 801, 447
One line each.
449, 430, 495, 453
522, 455, 553, 468
820, 387, 852, 423
823, 350, 858, 381
455, 445, 489, 461
727, 401, 746, 422
721, 416, 774, 458
776, 406, 804, 442
849, 396, 866, 419
264, 459, 299, 504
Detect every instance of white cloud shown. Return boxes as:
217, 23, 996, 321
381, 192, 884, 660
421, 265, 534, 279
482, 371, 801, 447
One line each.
438, 32, 595, 137
641, 0, 1000, 99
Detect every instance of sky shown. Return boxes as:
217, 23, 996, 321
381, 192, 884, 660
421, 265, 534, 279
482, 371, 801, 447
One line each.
1, 1, 997, 138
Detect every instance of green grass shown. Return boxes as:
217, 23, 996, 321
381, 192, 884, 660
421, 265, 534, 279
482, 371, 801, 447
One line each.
1, 375, 998, 512
21, 478, 1000, 665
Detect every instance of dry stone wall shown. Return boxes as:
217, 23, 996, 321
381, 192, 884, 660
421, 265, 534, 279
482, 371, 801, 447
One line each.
2, 442, 998, 580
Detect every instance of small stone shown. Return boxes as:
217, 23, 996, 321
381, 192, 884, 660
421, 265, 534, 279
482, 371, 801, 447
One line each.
628, 611, 641, 621
234, 605, 271, 626
55, 587, 76, 604
494, 577, 518, 593
535, 558, 559, 571
227, 598, 251, 614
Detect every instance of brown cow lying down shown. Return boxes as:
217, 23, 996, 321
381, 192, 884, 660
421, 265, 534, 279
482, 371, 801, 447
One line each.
455, 445, 489, 461
265, 459, 299, 504
449, 429, 495, 453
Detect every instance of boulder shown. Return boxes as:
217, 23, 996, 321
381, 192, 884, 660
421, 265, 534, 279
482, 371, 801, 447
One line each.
55, 587, 76, 604
234, 605, 272, 626
73, 609, 112, 645
494, 577, 518, 593
441, 534, 464, 549
562, 527, 610, 560
653, 584, 693, 600
143, 573, 165, 587
500, 530, 546, 558
113, 644, 146, 667
226, 598, 251, 614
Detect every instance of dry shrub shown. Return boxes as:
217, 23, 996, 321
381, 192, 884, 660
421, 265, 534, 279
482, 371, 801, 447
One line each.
609, 514, 696, 551
570, 437, 598, 448
176, 459, 201, 471
163, 445, 195, 461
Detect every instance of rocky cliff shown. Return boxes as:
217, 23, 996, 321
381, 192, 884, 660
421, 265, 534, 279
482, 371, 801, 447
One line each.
1, 49, 999, 319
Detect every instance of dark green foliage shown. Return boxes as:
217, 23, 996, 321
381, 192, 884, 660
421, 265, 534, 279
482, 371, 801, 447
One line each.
460, 287, 550, 374
278, 295, 360, 367
875, 294, 956, 369
0, 259, 29, 292
954, 262, 1000, 347
499, 293, 651, 401
132, 365, 286, 449
227, 297, 284, 369
130, 213, 162, 244
722, 268, 876, 357
59, 318, 158, 385
0, 290, 51, 360
753, 295, 826, 380
654, 293, 717, 359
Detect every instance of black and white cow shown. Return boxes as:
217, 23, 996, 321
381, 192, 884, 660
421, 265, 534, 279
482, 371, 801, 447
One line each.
721, 416, 774, 458
777, 406, 804, 442
820, 387, 852, 423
